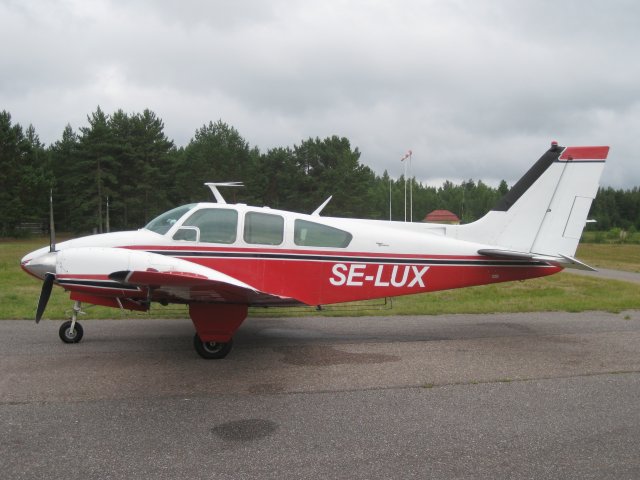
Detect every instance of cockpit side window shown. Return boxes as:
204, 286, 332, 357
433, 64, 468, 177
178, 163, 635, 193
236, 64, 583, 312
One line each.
145, 204, 195, 235
294, 219, 352, 248
244, 212, 284, 245
177, 208, 238, 244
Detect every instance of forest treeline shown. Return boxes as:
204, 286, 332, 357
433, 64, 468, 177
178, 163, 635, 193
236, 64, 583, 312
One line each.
1, 108, 638, 236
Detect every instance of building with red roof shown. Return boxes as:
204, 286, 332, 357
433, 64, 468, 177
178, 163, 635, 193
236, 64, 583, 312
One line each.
423, 209, 460, 224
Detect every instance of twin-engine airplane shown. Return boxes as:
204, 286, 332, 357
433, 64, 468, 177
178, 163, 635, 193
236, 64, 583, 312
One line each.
21, 142, 609, 359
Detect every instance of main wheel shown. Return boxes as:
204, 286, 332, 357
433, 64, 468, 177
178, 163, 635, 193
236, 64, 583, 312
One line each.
193, 334, 233, 359
59, 320, 84, 344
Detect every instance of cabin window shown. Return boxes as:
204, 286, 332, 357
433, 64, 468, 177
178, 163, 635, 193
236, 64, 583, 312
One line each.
145, 204, 196, 235
294, 219, 352, 248
175, 208, 238, 243
244, 212, 284, 245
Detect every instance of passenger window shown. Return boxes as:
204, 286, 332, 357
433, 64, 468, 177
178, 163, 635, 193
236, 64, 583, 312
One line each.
175, 208, 238, 244
244, 212, 284, 245
294, 219, 352, 248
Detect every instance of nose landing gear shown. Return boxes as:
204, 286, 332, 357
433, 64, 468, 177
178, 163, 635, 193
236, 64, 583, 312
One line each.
59, 301, 84, 344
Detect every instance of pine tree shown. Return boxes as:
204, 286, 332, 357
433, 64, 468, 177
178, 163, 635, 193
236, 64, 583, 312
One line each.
50, 124, 80, 231
73, 106, 119, 233
0, 112, 51, 235
179, 120, 255, 204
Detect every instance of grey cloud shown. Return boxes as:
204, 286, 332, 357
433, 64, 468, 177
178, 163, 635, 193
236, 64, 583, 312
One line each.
0, 0, 637, 188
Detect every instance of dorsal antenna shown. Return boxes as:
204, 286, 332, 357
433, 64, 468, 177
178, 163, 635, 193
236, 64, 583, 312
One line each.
204, 182, 244, 204
311, 196, 332, 216
49, 188, 56, 252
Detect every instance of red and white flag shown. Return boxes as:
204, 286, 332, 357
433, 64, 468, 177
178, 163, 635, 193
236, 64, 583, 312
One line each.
400, 150, 412, 162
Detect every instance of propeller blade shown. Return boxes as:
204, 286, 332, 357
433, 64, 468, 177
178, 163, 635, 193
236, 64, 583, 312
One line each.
36, 273, 55, 323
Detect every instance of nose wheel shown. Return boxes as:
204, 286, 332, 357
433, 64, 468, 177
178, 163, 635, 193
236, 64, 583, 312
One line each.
59, 301, 84, 344
59, 320, 84, 343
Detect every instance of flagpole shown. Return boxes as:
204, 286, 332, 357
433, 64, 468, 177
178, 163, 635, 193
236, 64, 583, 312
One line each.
409, 151, 413, 222
400, 150, 412, 223
389, 178, 392, 221
403, 157, 407, 222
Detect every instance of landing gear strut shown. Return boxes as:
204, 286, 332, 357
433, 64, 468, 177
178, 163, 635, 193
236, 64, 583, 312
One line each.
59, 301, 84, 344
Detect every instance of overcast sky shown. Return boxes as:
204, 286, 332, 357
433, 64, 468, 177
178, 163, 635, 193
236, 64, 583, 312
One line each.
1, 0, 639, 188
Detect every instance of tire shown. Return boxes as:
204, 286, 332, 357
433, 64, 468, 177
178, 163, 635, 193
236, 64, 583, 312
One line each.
193, 334, 233, 359
59, 320, 84, 344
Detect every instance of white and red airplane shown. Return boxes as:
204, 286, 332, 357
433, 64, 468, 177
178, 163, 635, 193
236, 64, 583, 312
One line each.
21, 142, 609, 358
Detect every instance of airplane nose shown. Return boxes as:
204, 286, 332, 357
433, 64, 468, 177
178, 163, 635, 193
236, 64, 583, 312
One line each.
22, 251, 57, 279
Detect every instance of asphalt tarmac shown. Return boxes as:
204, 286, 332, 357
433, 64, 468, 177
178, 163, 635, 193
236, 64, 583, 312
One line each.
565, 266, 640, 284
2, 311, 640, 479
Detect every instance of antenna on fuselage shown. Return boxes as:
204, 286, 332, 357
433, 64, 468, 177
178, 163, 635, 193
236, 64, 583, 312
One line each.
49, 188, 56, 252
204, 182, 244, 204
311, 196, 333, 216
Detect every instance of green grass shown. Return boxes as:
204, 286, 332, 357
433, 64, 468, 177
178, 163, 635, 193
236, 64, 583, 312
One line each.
576, 243, 640, 272
3, 237, 640, 320
581, 230, 640, 245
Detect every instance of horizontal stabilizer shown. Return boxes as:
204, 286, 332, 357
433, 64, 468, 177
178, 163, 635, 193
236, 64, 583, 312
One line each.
478, 249, 596, 271
477, 249, 536, 261
557, 254, 597, 271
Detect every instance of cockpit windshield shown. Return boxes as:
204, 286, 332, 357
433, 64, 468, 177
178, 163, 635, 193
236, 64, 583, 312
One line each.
144, 204, 196, 235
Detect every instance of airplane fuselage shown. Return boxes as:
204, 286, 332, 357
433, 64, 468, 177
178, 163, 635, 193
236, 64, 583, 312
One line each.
22, 202, 560, 308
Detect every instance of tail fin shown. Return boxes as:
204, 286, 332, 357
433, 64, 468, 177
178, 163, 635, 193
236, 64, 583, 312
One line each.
455, 143, 609, 259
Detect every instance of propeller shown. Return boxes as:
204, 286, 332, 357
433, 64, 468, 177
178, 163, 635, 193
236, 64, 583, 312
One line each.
36, 273, 55, 323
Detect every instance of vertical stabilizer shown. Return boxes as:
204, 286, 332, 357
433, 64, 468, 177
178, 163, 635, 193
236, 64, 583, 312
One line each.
454, 143, 609, 258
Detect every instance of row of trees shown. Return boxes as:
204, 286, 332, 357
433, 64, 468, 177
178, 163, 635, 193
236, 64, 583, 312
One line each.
588, 187, 640, 231
1, 108, 638, 236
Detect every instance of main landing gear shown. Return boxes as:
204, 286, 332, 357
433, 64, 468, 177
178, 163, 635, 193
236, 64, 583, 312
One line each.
189, 303, 248, 360
59, 301, 84, 344
193, 335, 234, 359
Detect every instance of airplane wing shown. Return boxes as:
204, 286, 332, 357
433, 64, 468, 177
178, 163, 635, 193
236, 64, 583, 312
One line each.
108, 269, 300, 305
